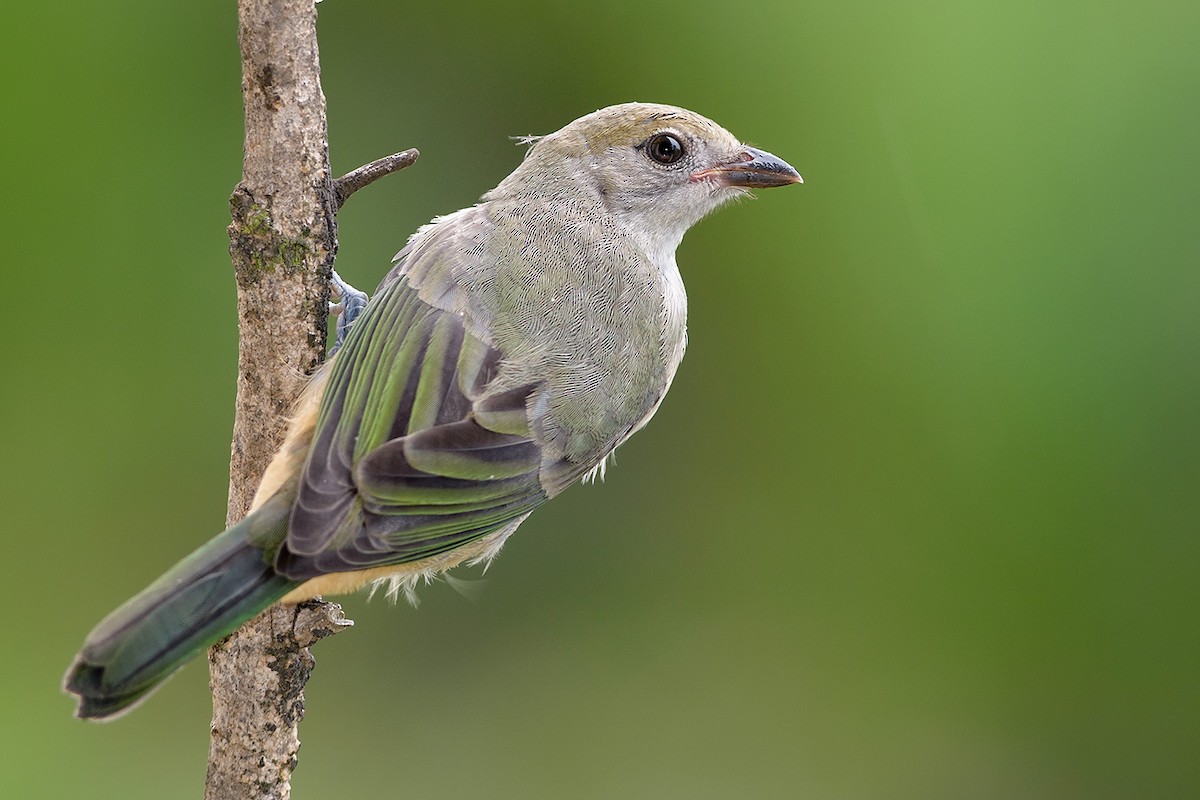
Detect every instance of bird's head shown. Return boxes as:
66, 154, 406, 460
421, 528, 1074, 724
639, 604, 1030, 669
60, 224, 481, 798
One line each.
495, 103, 801, 254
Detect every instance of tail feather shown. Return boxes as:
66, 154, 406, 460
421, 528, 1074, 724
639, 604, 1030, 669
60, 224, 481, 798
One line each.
65, 493, 300, 720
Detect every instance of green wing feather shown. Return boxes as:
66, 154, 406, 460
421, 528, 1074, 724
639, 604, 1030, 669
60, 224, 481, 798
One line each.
276, 268, 547, 580
64, 252, 548, 718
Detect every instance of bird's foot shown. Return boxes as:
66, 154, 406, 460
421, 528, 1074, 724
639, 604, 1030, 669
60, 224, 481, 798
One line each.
329, 270, 369, 354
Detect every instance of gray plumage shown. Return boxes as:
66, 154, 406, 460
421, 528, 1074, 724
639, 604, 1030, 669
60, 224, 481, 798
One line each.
65, 102, 801, 719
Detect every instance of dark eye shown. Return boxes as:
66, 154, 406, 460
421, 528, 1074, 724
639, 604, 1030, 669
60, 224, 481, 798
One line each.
645, 133, 685, 165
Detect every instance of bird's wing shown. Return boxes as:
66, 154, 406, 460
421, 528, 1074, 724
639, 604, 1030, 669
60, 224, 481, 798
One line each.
274, 261, 547, 581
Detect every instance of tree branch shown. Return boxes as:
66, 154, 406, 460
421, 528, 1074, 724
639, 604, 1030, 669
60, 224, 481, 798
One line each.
206, 1, 353, 797
334, 148, 420, 210
206, 601, 351, 800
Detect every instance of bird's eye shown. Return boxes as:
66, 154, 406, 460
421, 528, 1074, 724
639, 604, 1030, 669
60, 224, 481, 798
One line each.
645, 133, 685, 165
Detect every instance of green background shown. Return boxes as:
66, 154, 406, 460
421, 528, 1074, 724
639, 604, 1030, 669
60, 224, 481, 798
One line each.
3, 1, 1197, 797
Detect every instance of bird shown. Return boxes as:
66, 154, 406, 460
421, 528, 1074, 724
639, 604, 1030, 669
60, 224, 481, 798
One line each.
65, 102, 801, 719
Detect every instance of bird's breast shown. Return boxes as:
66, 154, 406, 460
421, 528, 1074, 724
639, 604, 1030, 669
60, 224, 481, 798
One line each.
508, 246, 686, 491
403, 201, 688, 490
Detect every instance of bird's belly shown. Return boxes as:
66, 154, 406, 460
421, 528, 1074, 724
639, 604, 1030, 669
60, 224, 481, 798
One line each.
280, 515, 527, 602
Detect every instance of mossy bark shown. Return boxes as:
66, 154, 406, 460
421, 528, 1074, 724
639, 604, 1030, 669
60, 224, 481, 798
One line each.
207, 2, 349, 799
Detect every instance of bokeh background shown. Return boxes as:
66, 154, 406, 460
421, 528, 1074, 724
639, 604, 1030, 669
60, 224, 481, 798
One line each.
3, 1, 1197, 797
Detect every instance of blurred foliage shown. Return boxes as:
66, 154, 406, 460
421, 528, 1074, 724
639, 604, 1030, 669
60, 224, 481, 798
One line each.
2, 1, 1197, 798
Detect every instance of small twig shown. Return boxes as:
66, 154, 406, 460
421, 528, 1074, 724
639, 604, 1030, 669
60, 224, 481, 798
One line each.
333, 148, 419, 210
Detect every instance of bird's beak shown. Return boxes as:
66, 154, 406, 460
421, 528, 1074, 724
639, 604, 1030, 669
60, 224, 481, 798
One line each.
691, 146, 803, 188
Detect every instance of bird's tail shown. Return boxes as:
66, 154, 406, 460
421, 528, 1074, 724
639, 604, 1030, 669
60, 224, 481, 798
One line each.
64, 491, 301, 720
